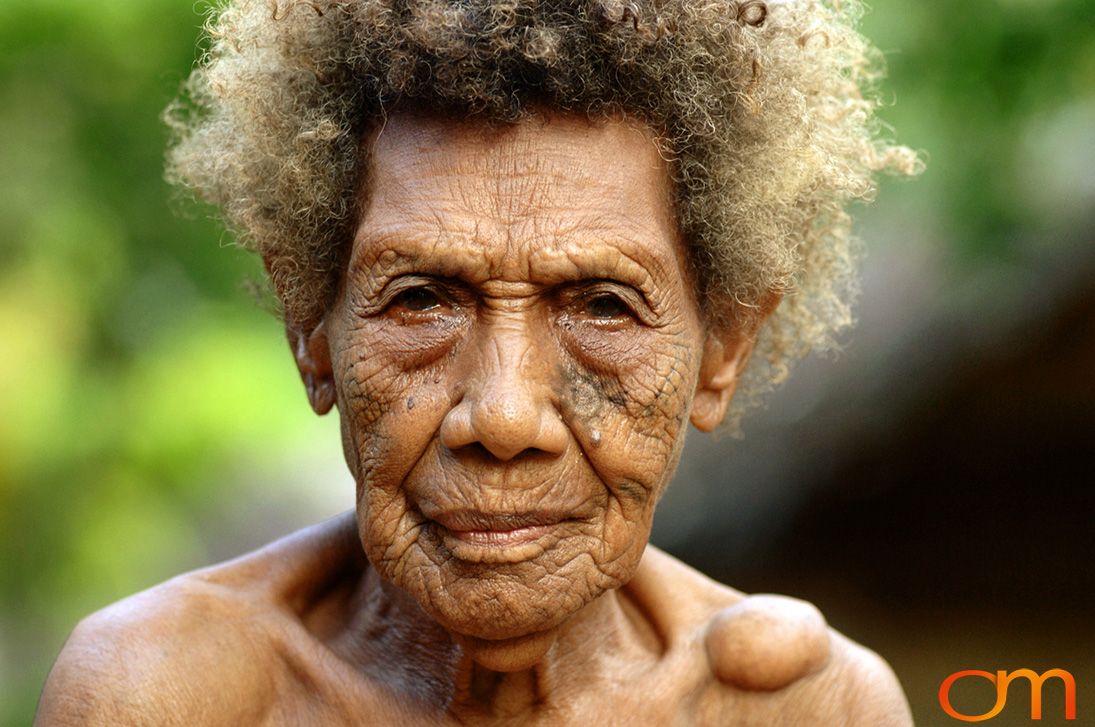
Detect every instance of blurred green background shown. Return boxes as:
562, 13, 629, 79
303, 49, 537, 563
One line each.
2, 1, 1093, 724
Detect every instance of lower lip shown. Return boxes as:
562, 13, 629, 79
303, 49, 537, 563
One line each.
436, 523, 560, 563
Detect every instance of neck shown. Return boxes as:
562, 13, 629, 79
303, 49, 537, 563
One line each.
344, 567, 660, 719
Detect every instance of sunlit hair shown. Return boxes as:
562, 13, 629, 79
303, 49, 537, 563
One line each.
165, 0, 919, 419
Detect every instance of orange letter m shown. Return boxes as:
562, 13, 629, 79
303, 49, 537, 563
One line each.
999, 668, 1076, 721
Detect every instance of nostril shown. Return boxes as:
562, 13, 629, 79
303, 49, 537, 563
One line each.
450, 441, 550, 464
476, 436, 533, 463
464, 442, 493, 459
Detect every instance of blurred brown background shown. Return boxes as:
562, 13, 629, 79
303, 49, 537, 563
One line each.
2, 0, 1093, 724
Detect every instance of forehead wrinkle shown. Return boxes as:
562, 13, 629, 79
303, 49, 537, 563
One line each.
487, 149, 673, 237
354, 232, 667, 296
356, 188, 678, 283
487, 137, 562, 225
353, 209, 684, 302
351, 225, 495, 286
529, 208, 682, 282
371, 123, 576, 225
353, 164, 499, 284
371, 114, 671, 227
356, 112, 685, 294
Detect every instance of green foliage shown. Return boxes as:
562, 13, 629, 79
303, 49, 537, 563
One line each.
0, 1, 343, 720
862, 0, 1095, 258
0, 0, 1092, 723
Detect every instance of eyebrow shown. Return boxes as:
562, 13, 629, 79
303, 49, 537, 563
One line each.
349, 225, 674, 306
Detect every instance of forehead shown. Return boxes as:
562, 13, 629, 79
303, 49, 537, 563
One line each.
353, 112, 688, 285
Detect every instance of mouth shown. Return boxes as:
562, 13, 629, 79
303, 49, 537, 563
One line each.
427, 509, 575, 564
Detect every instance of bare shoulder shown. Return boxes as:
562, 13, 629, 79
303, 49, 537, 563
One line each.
629, 545, 746, 620
35, 568, 272, 726
632, 547, 912, 725
35, 512, 361, 727
820, 631, 913, 726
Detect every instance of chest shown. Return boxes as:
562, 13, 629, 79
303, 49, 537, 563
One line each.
262, 639, 835, 726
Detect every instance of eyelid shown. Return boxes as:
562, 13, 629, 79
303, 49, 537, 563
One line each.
378, 275, 453, 310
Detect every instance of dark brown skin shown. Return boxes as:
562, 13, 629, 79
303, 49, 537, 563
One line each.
36, 113, 913, 725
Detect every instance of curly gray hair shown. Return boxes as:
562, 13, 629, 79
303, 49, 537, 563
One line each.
165, 0, 919, 418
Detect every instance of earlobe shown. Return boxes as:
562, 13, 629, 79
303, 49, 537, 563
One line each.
690, 335, 749, 432
690, 293, 779, 432
288, 319, 336, 415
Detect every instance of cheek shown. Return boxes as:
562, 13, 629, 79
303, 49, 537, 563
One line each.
561, 334, 698, 585
560, 326, 700, 509
330, 318, 453, 497
331, 326, 457, 578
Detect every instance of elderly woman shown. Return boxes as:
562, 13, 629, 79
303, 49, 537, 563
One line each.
37, 0, 919, 724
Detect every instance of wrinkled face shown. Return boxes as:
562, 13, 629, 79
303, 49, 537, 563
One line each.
323, 112, 712, 641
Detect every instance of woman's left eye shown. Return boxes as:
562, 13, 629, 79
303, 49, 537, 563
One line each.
393, 287, 442, 312
585, 293, 632, 319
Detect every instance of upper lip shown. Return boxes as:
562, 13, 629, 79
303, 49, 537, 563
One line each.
427, 509, 571, 532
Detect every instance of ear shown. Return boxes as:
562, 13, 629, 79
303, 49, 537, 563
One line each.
690, 293, 780, 432
287, 318, 336, 415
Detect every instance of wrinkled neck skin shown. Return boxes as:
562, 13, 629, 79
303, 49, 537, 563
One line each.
335, 553, 660, 720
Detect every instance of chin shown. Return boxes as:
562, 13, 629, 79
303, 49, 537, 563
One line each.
392, 541, 626, 642
416, 565, 598, 641
367, 514, 647, 640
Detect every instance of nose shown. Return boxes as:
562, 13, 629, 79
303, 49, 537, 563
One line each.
440, 328, 567, 461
